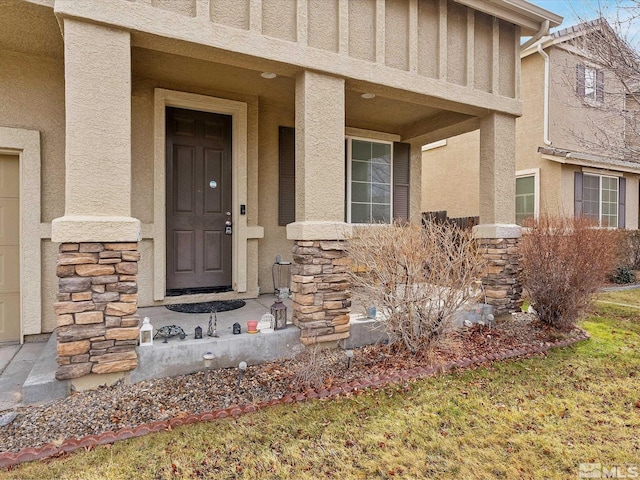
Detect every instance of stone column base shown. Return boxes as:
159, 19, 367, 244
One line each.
291, 240, 351, 345
54, 242, 139, 380
473, 224, 522, 316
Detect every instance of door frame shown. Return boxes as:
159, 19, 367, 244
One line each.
153, 89, 249, 301
0, 127, 41, 343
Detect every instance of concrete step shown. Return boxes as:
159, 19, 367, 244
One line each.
22, 333, 69, 406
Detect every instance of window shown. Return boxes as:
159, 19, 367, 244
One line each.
347, 138, 392, 223
576, 64, 604, 103
516, 176, 535, 225
278, 130, 410, 225
582, 173, 618, 227
515, 169, 539, 226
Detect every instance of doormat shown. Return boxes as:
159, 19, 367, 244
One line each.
165, 300, 246, 314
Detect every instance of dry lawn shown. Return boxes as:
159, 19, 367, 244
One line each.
1, 304, 639, 480
596, 288, 640, 308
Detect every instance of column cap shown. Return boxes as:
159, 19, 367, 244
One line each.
472, 223, 522, 239
286, 221, 352, 241
52, 216, 141, 243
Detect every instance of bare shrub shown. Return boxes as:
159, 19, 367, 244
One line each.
348, 221, 486, 353
291, 345, 343, 391
520, 216, 620, 330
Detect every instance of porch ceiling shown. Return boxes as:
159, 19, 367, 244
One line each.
132, 47, 459, 138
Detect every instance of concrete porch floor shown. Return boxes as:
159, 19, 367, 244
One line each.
0, 296, 385, 412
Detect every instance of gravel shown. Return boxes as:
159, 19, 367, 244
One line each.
0, 312, 574, 453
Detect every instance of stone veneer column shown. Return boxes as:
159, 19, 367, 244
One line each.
475, 112, 521, 315
52, 19, 140, 381
476, 235, 523, 315
288, 70, 351, 344
54, 242, 139, 380
291, 240, 351, 345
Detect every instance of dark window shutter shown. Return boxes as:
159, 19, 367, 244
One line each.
393, 142, 410, 221
596, 70, 605, 103
574, 171, 583, 217
576, 64, 585, 97
619, 177, 626, 229
278, 126, 295, 226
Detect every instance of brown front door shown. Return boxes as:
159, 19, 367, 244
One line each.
166, 107, 233, 295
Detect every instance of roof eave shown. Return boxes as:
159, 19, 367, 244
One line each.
454, 0, 562, 36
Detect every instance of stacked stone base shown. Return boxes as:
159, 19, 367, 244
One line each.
477, 237, 522, 315
291, 240, 351, 345
54, 242, 140, 380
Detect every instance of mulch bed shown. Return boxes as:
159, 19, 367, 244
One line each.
0, 313, 582, 460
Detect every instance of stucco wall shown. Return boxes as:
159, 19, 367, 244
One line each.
0, 50, 65, 221
548, 46, 627, 156
257, 103, 295, 293
124, 0, 519, 103
516, 52, 563, 216
421, 131, 480, 218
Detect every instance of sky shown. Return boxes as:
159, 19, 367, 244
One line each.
528, 0, 640, 47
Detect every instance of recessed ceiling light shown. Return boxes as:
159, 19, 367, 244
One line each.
361, 93, 376, 99
261, 72, 277, 79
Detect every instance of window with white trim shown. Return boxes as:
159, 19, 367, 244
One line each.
583, 173, 618, 227
576, 64, 604, 103
515, 168, 539, 226
347, 138, 392, 224
515, 175, 535, 225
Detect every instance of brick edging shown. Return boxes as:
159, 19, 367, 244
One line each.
0, 329, 589, 469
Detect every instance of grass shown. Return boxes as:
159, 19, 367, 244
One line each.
2, 305, 639, 480
596, 287, 640, 307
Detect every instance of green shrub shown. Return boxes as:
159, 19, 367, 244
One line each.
611, 265, 636, 284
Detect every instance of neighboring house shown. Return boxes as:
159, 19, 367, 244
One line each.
423, 18, 640, 230
0, 0, 559, 383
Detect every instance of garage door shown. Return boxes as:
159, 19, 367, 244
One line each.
0, 154, 19, 343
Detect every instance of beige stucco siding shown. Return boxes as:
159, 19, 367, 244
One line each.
548, 47, 627, 156
422, 131, 480, 217
0, 50, 65, 222
257, 103, 295, 293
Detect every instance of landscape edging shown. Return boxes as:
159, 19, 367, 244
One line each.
0, 329, 590, 469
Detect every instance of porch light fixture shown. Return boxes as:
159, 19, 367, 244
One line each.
238, 361, 248, 387
203, 351, 214, 382
139, 317, 153, 346
361, 93, 375, 99
261, 72, 277, 79
270, 298, 287, 330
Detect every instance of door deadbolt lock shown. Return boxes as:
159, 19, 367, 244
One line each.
225, 226, 232, 235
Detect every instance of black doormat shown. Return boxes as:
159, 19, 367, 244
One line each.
165, 300, 246, 314
166, 286, 232, 297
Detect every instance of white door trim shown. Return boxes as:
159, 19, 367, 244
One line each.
153, 88, 249, 301
0, 127, 42, 342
